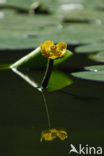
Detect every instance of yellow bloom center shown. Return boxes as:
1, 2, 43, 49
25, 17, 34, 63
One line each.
40, 128, 68, 142
40, 40, 67, 59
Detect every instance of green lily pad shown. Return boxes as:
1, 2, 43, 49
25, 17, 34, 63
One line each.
85, 65, 104, 72
0, 10, 60, 49
0, 1, 51, 14
1, 7, 104, 50
1, 0, 104, 50
39, 24, 104, 45
84, 0, 104, 10
76, 43, 104, 53
72, 70, 104, 82
5, 0, 52, 9
10, 47, 73, 70
89, 51, 104, 62
11, 68, 72, 92
4, 0, 104, 12
61, 9, 103, 24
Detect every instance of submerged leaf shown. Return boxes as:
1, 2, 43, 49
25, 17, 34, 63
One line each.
48, 70, 73, 92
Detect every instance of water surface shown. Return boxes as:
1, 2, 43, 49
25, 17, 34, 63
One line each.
0, 50, 104, 156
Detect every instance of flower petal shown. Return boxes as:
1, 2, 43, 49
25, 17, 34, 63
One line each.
56, 41, 67, 51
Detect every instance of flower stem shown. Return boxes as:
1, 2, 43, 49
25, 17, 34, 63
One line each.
42, 59, 53, 89
42, 91, 51, 128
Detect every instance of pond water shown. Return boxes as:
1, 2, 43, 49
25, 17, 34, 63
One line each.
0, 49, 104, 156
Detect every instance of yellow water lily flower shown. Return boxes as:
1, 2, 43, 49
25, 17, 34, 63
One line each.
40, 40, 67, 59
40, 128, 68, 142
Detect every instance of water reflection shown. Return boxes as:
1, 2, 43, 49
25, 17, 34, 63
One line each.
10, 68, 69, 143
40, 128, 68, 142
11, 68, 40, 89
11, 68, 73, 92
0, 69, 104, 155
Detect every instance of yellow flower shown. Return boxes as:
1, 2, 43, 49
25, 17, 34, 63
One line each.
40, 40, 67, 59
40, 128, 68, 142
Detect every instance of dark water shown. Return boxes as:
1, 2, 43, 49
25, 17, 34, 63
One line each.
0, 50, 104, 156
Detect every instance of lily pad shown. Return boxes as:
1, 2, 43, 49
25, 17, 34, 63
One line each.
61, 9, 103, 24
72, 70, 104, 82
76, 43, 104, 53
84, 0, 104, 9
89, 51, 104, 62
1, 0, 104, 50
0, 10, 60, 49
5, 0, 52, 9
1, 7, 104, 50
85, 65, 104, 72
40, 24, 104, 45
10, 47, 73, 70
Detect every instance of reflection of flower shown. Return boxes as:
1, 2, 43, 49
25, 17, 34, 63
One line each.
40, 41, 67, 59
40, 128, 68, 142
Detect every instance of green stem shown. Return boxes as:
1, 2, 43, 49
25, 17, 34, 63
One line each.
42, 59, 53, 89
42, 91, 51, 128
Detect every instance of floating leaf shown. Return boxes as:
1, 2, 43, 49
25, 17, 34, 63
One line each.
72, 70, 104, 82
85, 65, 104, 72
39, 24, 104, 45
5, 0, 51, 10
10, 47, 47, 69
10, 47, 73, 70
1, 0, 104, 50
76, 43, 104, 53
0, 10, 59, 50
1, 8, 104, 50
61, 9, 102, 24
89, 51, 104, 62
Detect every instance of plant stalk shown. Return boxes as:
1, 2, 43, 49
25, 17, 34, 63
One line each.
42, 91, 51, 128
42, 59, 53, 89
